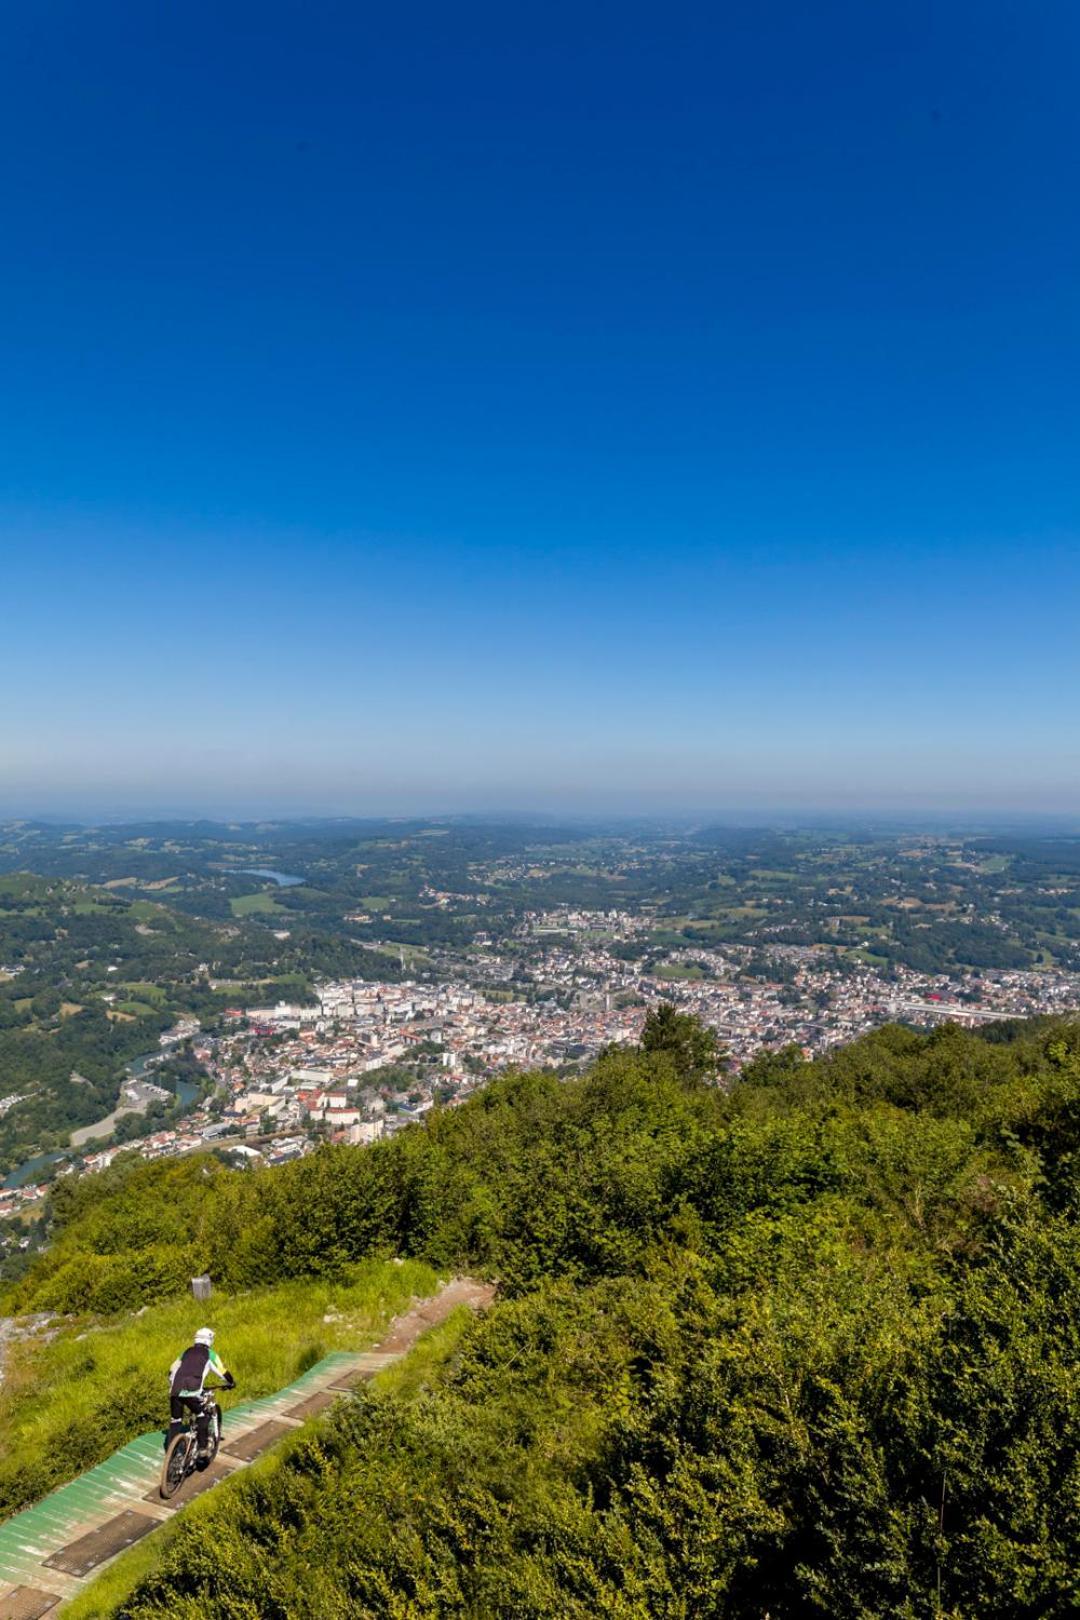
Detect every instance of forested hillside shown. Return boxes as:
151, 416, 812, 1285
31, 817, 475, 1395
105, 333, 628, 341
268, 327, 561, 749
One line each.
8, 817, 1080, 977
11, 1012, 1080, 1616
0, 873, 392, 1174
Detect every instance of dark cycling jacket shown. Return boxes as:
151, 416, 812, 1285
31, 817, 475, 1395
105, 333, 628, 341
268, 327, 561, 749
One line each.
169, 1344, 230, 1399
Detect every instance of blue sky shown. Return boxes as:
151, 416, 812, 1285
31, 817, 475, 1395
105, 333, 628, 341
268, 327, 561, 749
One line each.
2, 0, 1078, 817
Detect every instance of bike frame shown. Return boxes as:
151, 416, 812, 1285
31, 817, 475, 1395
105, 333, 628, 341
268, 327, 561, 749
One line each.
160, 1385, 227, 1498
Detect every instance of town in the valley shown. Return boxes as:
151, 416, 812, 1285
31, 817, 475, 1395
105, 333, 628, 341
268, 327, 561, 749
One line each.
5, 900, 1079, 1223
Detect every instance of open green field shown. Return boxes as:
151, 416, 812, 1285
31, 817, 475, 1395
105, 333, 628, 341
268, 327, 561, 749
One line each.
120, 983, 168, 1006
368, 942, 430, 967
127, 900, 164, 921
0, 1256, 440, 1524
229, 891, 280, 916
655, 961, 704, 980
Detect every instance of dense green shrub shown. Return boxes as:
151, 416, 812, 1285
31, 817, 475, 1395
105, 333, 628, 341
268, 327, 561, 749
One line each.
19, 1014, 1080, 1616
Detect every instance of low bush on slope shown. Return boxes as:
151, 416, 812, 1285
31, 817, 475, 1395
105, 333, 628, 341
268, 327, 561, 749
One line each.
83, 1218, 1080, 1618
14, 1013, 1080, 1614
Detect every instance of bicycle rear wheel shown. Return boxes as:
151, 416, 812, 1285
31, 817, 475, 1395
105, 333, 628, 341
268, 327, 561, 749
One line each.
160, 1432, 191, 1499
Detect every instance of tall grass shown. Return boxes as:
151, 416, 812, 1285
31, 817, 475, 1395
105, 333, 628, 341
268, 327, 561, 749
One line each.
0, 1256, 439, 1521
62, 1305, 477, 1620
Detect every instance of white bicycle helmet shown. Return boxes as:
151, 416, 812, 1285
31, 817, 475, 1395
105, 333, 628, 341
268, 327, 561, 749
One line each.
194, 1327, 215, 1346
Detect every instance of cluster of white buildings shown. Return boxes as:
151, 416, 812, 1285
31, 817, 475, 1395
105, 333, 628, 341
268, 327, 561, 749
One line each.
4, 904, 1080, 1231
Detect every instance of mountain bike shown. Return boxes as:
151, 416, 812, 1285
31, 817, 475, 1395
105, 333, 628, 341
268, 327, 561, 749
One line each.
159, 1382, 230, 1500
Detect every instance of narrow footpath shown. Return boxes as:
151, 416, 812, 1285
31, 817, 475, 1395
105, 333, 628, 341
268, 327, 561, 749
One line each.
0, 1277, 495, 1618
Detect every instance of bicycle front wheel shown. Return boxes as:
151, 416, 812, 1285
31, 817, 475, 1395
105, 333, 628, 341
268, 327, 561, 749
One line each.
160, 1433, 191, 1499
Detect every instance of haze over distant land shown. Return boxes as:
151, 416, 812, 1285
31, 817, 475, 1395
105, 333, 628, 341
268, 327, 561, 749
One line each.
4, 759, 1080, 826
1, 2, 1078, 813
5, 757, 1080, 823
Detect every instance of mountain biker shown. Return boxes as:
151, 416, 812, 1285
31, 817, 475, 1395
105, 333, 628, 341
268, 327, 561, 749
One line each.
167, 1327, 235, 1459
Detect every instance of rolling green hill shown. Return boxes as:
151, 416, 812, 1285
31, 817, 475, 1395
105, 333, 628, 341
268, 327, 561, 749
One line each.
0, 874, 320, 1176
7, 817, 1080, 978
8, 1010, 1080, 1614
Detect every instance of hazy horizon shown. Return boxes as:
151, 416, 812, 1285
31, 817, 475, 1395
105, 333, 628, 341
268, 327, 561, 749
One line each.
4, 798, 1080, 834
5, 741, 1080, 824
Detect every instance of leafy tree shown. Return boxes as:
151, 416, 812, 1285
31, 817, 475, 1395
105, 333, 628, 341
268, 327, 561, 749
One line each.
640, 1000, 725, 1083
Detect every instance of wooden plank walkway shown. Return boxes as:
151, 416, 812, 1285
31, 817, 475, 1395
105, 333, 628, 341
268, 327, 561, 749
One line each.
0, 1278, 495, 1615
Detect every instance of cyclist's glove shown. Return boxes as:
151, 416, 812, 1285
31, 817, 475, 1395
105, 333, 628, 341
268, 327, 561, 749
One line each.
224, 1373, 236, 1390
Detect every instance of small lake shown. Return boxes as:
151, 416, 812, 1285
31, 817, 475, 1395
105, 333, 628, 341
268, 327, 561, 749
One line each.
236, 868, 303, 887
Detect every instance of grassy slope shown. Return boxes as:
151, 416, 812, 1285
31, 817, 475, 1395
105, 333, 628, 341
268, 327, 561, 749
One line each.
0, 1256, 440, 1522
229, 891, 280, 916
62, 1306, 476, 1620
